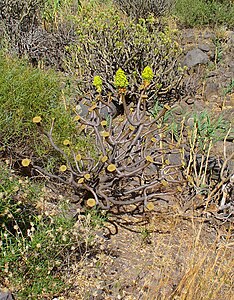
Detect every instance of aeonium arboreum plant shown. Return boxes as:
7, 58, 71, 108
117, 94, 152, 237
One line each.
30, 68, 184, 212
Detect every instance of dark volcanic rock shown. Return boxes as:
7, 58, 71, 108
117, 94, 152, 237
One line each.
182, 48, 209, 68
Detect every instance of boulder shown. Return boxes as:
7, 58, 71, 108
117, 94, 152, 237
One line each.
182, 48, 209, 68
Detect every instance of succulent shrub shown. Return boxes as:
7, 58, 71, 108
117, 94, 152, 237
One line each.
0, 0, 79, 68
0, 0, 44, 53
27, 69, 233, 221
113, 0, 174, 20
65, 1, 185, 109
31, 69, 185, 212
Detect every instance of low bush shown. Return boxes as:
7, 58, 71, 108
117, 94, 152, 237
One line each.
113, 0, 174, 20
29, 70, 233, 222
0, 53, 76, 158
0, 162, 101, 299
173, 0, 234, 28
0, 0, 79, 69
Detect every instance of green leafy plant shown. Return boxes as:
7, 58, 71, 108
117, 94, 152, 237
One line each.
223, 78, 234, 95
0, 54, 78, 158
65, 1, 184, 108
173, 0, 234, 28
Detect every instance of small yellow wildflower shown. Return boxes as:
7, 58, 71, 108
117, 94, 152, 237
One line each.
63, 139, 70, 146
146, 202, 155, 211
101, 155, 108, 163
78, 178, 84, 184
145, 156, 154, 163
101, 120, 107, 126
100, 131, 110, 138
84, 173, 91, 180
76, 154, 82, 161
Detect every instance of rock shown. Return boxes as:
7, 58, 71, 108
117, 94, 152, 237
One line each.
204, 80, 219, 100
0, 291, 14, 300
203, 31, 215, 39
228, 61, 234, 73
198, 43, 210, 52
182, 48, 209, 68
227, 30, 234, 44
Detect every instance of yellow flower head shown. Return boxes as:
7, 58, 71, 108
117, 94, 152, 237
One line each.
146, 202, 154, 211
100, 131, 110, 138
84, 173, 91, 180
142, 66, 154, 85
107, 164, 116, 172
76, 154, 82, 161
101, 120, 107, 126
101, 155, 108, 163
74, 115, 81, 122
145, 155, 154, 163
78, 177, 84, 184
114, 68, 129, 89
93, 75, 102, 93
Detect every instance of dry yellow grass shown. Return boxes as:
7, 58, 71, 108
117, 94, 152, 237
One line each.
62, 214, 234, 299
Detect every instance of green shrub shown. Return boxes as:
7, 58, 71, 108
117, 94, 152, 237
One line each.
65, 0, 184, 108
173, 0, 234, 28
0, 53, 76, 157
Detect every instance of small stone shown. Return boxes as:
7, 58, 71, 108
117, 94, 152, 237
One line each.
203, 32, 215, 39
198, 43, 210, 52
204, 80, 219, 100
0, 291, 14, 300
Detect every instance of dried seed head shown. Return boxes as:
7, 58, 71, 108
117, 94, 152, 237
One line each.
87, 198, 96, 207
21, 158, 31, 167
32, 116, 42, 123
59, 165, 67, 172
107, 164, 116, 172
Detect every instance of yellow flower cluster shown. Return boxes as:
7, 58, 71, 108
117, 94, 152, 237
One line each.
93, 75, 102, 93
114, 68, 129, 89
141, 66, 154, 86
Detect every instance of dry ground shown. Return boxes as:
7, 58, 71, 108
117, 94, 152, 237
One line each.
62, 213, 234, 300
